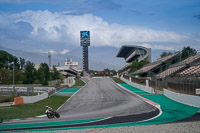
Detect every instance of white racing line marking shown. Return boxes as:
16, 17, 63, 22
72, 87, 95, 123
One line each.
3, 115, 46, 123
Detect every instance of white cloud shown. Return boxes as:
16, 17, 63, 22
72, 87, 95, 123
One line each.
60, 49, 70, 54
141, 44, 174, 51
1, 10, 200, 51
37, 49, 56, 54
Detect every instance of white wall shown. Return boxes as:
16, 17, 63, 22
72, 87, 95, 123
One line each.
164, 89, 200, 108
61, 77, 75, 87
120, 77, 154, 93
22, 93, 48, 103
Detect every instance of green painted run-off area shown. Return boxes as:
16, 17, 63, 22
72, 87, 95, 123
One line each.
119, 84, 199, 125
58, 88, 80, 93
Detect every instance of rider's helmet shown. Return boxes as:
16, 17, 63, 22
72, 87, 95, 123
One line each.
46, 105, 49, 109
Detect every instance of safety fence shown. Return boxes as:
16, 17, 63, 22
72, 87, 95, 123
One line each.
167, 80, 200, 96
122, 75, 200, 96
123, 75, 147, 86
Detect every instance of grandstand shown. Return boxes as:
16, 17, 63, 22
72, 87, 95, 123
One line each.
116, 45, 151, 74
131, 52, 180, 77
156, 54, 200, 79
177, 64, 200, 77
118, 46, 200, 96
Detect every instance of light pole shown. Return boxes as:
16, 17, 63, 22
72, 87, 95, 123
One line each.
13, 61, 14, 85
12, 61, 16, 97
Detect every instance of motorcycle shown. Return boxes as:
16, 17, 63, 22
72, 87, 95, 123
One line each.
45, 110, 60, 119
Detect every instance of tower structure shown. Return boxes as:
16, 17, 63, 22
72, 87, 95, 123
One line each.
48, 52, 51, 67
80, 31, 90, 71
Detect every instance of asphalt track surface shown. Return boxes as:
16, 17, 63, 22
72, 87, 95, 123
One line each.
0, 77, 159, 131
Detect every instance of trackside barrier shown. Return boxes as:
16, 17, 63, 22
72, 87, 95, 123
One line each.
14, 97, 24, 105
120, 77, 154, 94
164, 89, 200, 108
22, 93, 48, 104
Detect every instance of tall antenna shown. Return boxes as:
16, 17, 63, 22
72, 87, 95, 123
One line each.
48, 52, 51, 67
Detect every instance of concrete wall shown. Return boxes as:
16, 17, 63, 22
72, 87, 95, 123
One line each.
22, 93, 48, 103
164, 89, 200, 108
61, 77, 75, 87
48, 79, 61, 86
120, 77, 154, 93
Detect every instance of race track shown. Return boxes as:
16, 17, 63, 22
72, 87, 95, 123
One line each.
58, 77, 158, 120
0, 77, 159, 131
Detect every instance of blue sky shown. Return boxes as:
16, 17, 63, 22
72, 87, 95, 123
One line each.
0, 0, 200, 54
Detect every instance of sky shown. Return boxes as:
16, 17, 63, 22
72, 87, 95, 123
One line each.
0, 0, 200, 55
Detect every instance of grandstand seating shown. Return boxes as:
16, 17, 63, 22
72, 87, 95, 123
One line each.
156, 54, 200, 79
132, 52, 180, 76
157, 65, 185, 79
177, 65, 200, 77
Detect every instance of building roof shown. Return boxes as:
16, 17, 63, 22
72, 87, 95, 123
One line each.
116, 45, 151, 63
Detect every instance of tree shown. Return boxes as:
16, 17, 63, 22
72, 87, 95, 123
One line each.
129, 60, 149, 73
160, 51, 173, 58
13, 56, 20, 70
51, 66, 60, 80
19, 57, 25, 70
181, 46, 197, 60
38, 63, 50, 85
24, 61, 36, 84
0, 50, 14, 69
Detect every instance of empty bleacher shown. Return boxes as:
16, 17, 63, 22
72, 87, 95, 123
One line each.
132, 52, 180, 77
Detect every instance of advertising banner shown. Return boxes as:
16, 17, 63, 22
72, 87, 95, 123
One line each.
80, 31, 90, 46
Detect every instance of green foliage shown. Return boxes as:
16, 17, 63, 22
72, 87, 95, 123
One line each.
51, 66, 60, 80
37, 63, 50, 85
129, 60, 149, 73
0, 50, 14, 69
181, 46, 197, 60
103, 68, 117, 76
112, 77, 125, 84
24, 61, 36, 84
0, 51, 61, 85
0, 69, 13, 84
71, 78, 85, 88
160, 51, 173, 58
0, 96, 14, 103
19, 57, 25, 70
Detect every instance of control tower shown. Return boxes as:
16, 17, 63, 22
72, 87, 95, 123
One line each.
80, 31, 90, 71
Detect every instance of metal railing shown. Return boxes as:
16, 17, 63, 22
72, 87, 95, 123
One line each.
122, 74, 200, 96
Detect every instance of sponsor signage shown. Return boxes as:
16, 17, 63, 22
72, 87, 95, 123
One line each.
196, 88, 200, 94
80, 31, 90, 46
65, 62, 78, 66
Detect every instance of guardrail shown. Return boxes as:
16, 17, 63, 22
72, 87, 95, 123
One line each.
22, 93, 48, 104
120, 76, 154, 93
164, 89, 200, 107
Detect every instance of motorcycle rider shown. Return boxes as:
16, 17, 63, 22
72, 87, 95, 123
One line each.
46, 106, 53, 116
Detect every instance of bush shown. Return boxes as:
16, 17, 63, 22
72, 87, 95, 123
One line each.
0, 96, 14, 103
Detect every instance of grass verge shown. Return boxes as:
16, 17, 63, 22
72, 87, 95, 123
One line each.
112, 77, 126, 84
0, 95, 69, 120
70, 78, 85, 88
